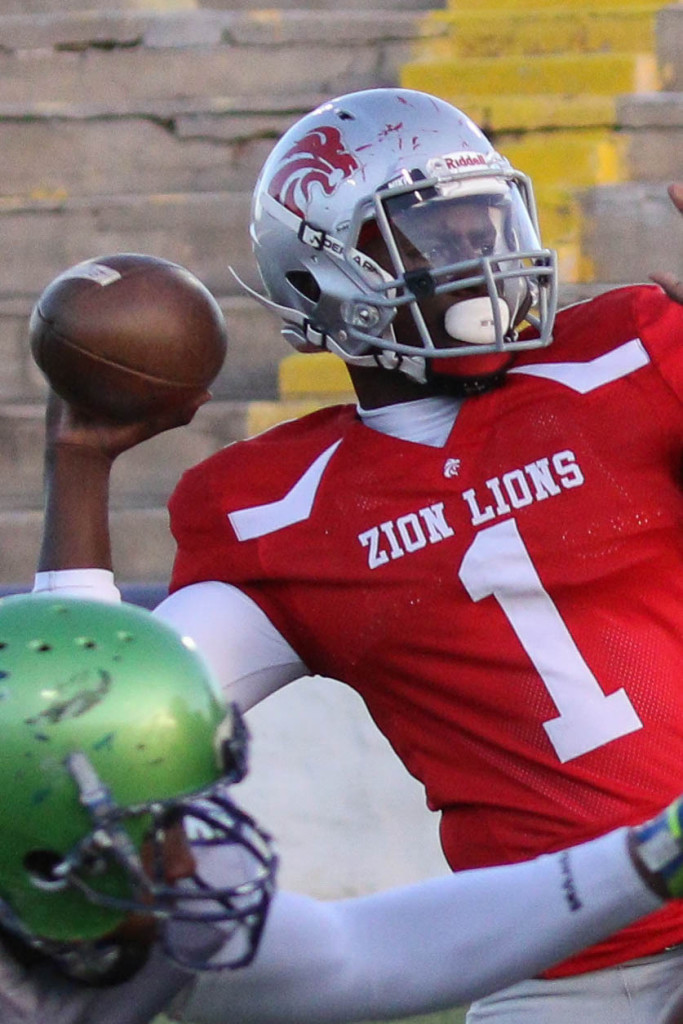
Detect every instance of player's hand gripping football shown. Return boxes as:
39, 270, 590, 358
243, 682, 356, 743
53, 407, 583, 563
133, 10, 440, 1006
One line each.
44, 385, 210, 464
650, 183, 683, 304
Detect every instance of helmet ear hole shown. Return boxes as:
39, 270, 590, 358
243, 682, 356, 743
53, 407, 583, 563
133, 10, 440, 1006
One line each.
285, 271, 320, 304
24, 850, 68, 891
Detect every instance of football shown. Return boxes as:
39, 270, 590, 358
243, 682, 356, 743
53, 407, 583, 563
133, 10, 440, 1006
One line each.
29, 253, 228, 422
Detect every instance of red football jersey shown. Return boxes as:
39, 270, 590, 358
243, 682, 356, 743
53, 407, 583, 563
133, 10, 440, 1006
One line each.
169, 285, 683, 976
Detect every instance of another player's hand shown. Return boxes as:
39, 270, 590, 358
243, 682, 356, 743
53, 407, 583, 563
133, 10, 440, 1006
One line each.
45, 387, 211, 463
0, 937, 192, 1024
0, 939, 92, 1024
650, 183, 683, 304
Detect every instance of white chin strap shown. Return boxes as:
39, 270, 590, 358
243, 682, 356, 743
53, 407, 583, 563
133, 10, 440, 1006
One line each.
444, 297, 511, 346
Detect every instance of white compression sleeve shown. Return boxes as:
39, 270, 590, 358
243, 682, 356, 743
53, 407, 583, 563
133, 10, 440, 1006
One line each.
154, 582, 308, 709
174, 828, 662, 1024
33, 569, 122, 603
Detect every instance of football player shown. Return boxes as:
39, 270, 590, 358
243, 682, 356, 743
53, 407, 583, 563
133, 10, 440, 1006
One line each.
30, 87, 683, 1021
5, 593, 683, 1024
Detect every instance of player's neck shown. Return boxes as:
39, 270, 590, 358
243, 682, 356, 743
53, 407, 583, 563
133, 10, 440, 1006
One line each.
348, 364, 441, 409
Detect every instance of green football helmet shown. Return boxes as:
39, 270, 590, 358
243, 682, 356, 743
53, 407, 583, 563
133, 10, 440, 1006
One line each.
0, 595, 276, 982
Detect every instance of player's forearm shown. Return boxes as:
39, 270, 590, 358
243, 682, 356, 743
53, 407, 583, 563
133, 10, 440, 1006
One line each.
175, 828, 661, 1024
39, 442, 114, 571
37, 386, 197, 575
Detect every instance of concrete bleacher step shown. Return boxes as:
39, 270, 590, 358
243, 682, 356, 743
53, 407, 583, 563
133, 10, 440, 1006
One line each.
0, 397, 253, 511
0, 99, 310, 200
435, 0, 662, 9
199, 0, 444, 8
0, 10, 445, 106
0, 190, 252, 301
579, 180, 683, 283
12, 0, 443, 12
617, 92, 683, 180
4, 0, 193, 13
0, 507, 176, 585
656, 3, 683, 87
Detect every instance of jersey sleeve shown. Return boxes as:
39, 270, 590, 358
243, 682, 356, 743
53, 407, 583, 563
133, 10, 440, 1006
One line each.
630, 284, 683, 401
168, 405, 356, 596
168, 452, 249, 590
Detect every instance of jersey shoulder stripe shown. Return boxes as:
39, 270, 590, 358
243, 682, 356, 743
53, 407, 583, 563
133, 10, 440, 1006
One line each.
508, 338, 649, 393
228, 440, 342, 541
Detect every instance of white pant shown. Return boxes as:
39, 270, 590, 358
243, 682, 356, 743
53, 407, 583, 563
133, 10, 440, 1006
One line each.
466, 946, 683, 1024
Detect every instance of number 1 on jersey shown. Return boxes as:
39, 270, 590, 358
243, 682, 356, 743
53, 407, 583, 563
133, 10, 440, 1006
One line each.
459, 519, 642, 763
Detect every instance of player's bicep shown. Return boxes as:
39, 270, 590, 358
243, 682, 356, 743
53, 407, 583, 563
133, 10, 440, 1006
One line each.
154, 582, 308, 710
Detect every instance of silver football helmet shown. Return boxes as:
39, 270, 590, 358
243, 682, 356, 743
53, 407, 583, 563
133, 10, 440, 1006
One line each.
243, 88, 558, 389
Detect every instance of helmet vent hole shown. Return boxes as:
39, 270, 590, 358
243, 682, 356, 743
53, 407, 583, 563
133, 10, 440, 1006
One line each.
75, 637, 97, 649
28, 640, 51, 653
337, 109, 354, 121
285, 272, 320, 303
24, 849, 68, 891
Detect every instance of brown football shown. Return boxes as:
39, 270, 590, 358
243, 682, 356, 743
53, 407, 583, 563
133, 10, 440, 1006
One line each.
29, 253, 228, 422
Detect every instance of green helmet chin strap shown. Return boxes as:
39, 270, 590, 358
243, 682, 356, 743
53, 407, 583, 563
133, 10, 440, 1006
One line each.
0, 595, 277, 982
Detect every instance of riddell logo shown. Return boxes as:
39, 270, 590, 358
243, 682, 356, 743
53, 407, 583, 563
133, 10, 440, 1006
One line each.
268, 126, 359, 219
443, 153, 488, 170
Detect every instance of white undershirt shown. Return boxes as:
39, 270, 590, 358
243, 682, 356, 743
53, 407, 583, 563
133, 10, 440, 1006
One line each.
357, 395, 461, 448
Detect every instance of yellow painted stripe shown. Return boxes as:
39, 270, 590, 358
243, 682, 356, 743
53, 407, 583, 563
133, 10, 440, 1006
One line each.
414, 94, 617, 131
279, 352, 353, 399
247, 395, 350, 437
443, 0, 664, 11
533, 185, 582, 239
495, 130, 628, 188
403, 51, 661, 96
416, 8, 656, 60
533, 187, 588, 283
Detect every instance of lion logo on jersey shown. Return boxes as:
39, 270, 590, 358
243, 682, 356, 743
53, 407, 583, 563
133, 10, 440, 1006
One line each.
268, 126, 359, 220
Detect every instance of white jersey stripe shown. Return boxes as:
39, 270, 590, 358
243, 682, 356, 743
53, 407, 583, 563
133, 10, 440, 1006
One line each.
508, 338, 650, 393
228, 440, 342, 541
